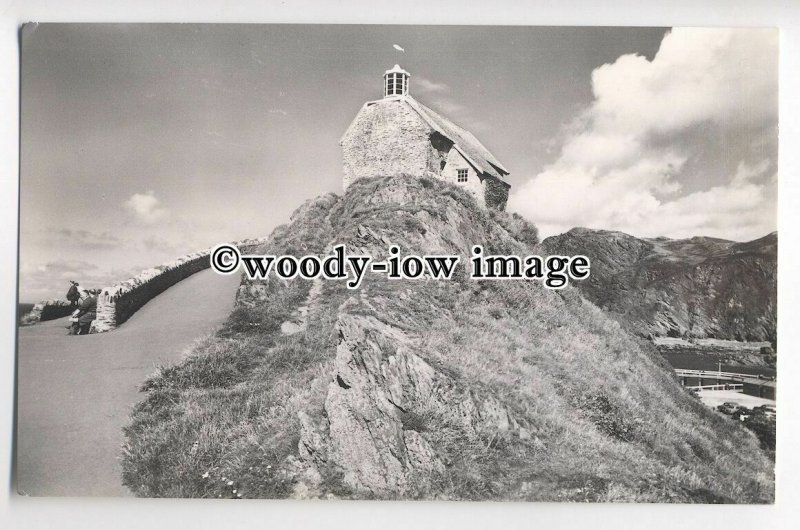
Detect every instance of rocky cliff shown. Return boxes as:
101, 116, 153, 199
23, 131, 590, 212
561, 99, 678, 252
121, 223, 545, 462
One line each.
122, 176, 773, 503
541, 228, 777, 343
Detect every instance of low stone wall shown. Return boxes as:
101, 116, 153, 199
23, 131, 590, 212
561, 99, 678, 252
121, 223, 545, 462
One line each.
92, 238, 267, 333
19, 299, 74, 326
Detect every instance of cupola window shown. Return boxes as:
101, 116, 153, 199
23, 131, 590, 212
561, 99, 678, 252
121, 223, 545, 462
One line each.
383, 64, 410, 98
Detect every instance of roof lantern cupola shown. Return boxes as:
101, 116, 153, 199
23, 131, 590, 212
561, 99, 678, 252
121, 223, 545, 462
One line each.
384, 64, 410, 98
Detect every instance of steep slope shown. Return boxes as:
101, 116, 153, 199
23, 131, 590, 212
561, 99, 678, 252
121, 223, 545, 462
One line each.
122, 177, 773, 502
541, 228, 777, 343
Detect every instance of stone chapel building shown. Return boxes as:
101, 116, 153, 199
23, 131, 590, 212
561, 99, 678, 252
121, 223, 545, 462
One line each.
340, 65, 511, 210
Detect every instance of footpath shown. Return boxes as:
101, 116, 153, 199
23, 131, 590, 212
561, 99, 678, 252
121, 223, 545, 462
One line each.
15, 268, 241, 496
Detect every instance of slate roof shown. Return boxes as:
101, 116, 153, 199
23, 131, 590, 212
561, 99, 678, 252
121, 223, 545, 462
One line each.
404, 96, 509, 180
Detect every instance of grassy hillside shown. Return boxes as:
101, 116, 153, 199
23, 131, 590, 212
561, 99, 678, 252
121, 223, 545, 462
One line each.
121, 176, 773, 502
541, 228, 777, 343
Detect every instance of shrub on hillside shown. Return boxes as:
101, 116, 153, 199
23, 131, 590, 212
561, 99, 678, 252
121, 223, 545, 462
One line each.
743, 412, 776, 454
489, 210, 539, 249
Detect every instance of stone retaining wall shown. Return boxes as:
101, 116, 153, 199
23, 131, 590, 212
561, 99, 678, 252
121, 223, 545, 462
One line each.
92, 238, 267, 333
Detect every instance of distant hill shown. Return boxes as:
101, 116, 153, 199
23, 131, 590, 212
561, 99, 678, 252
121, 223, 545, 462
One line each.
541, 228, 777, 343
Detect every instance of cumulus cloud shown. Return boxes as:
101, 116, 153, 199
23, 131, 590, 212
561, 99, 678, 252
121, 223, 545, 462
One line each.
124, 190, 169, 224
508, 28, 778, 241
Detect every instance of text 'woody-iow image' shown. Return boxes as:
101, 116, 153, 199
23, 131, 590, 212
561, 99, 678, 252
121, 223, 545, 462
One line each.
16, 24, 777, 503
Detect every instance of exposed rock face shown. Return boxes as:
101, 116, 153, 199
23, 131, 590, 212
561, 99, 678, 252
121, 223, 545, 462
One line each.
541, 228, 777, 343
325, 312, 441, 494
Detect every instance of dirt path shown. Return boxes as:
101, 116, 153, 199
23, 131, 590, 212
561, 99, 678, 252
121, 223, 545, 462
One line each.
15, 268, 242, 496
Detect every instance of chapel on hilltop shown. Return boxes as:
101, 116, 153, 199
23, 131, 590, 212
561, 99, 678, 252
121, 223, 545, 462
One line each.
340, 65, 511, 210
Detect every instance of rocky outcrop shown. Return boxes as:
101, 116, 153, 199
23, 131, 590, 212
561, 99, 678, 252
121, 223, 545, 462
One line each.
291, 304, 527, 498
124, 176, 774, 503
323, 312, 442, 495
235, 183, 527, 498
541, 228, 777, 343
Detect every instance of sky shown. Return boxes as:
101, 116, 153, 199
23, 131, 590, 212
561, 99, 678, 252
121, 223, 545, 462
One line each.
18, 25, 777, 302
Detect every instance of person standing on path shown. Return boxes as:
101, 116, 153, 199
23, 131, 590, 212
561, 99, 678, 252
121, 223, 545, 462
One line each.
66, 281, 80, 307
